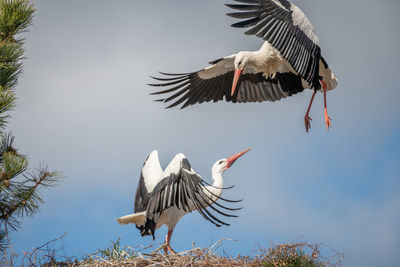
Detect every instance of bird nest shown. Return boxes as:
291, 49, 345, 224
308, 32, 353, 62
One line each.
73, 239, 343, 267
3, 235, 343, 266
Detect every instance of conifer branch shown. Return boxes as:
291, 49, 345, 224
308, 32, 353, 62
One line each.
0, 0, 61, 252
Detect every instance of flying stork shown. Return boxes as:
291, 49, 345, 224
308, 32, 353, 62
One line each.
149, 0, 338, 132
116, 148, 250, 254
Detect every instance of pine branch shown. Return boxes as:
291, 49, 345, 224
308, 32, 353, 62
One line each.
0, 132, 15, 158
0, 1, 33, 123
0, 0, 34, 44
0, 91, 14, 128
0, 42, 24, 90
1, 170, 54, 222
0, 1, 62, 253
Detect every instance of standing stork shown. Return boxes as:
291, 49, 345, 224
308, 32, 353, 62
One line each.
149, 0, 338, 132
117, 148, 250, 254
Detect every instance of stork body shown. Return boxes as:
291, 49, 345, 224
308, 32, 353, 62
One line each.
149, 0, 338, 132
117, 149, 249, 254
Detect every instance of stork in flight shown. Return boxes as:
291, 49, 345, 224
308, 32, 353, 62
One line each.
149, 0, 338, 132
116, 148, 250, 254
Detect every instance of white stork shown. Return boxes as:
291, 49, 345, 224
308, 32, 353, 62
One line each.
149, 0, 338, 132
116, 148, 250, 254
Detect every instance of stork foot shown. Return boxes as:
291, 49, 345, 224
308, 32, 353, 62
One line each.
162, 244, 176, 255
324, 108, 332, 130
304, 114, 312, 133
167, 244, 176, 254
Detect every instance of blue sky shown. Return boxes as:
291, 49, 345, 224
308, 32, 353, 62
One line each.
8, 0, 400, 266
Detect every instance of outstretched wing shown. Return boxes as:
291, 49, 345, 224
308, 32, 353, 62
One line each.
226, 0, 321, 89
149, 56, 305, 109
134, 150, 163, 214
141, 156, 241, 239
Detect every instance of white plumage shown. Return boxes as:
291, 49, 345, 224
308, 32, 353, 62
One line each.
117, 149, 250, 254
149, 0, 338, 132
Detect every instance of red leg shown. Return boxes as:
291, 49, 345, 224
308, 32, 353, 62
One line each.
304, 90, 317, 133
163, 230, 176, 255
321, 80, 332, 130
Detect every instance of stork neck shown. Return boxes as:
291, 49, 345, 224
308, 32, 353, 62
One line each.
198, 169, 224, 207
211, 171, 224, 189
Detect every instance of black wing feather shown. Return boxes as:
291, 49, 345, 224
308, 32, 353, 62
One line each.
227, 0, 322, 89
141, 159, 241, 237
150, 69, 305, 108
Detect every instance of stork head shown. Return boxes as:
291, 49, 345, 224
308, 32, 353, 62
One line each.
231, 53, 249, 96
212, 148, 251, 174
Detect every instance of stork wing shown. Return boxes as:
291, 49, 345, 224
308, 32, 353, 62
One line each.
141, 156, 241, 239
149, 56, 305, 109
226, 0, 321, 89
134, 150, 164, 213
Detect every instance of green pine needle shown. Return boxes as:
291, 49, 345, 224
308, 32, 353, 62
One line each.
0, 1, 61, 253
0, 0, 34, 43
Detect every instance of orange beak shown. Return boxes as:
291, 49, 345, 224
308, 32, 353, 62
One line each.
231, 68, 243, 96
225, 148, 251, 169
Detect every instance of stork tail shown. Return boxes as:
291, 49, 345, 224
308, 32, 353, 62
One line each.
116, 212, 146, 225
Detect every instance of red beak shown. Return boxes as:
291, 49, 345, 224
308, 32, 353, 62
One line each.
225, 148, 251, 169
231, 68, 243, 96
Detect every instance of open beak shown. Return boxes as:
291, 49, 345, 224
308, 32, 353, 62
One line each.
225, 148, 251, 169
231, 68, 243, 96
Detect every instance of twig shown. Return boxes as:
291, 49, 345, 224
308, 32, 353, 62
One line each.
151, 243, 167, 255
31, 232, 67, 255
208, 238, 238, 254
179, 247, 201, 255
95, 255, 113, 265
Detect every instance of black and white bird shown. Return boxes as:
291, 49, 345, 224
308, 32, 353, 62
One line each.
117, 149, 250, 254
149, 0, 338, 132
